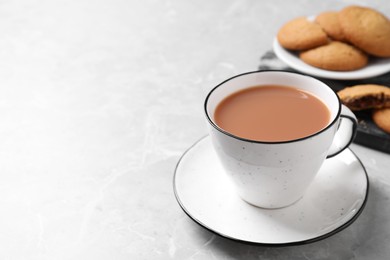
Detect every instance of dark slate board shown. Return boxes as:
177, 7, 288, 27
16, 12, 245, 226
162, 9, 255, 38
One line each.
258, 51, 390, 154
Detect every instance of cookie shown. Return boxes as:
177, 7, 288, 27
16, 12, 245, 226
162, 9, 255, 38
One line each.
299, 41, 368, 71
373, 108, 390, 133
339, 5, 390, 57
337, 84, 390, 111
315, 11, 347, 42
277, 17, 329, 50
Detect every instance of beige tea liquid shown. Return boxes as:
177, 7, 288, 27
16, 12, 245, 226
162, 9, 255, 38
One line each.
214, 85, 331, 142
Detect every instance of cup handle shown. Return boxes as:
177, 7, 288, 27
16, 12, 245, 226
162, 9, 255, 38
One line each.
326, 105, 358, 158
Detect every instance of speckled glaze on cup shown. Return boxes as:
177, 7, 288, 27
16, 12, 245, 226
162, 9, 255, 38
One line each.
204, 71, 357, 209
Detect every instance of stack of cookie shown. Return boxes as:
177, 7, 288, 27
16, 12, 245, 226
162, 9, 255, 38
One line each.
277, 5, 390, 71
277, 5, 390, 134
338, 84, 390, 134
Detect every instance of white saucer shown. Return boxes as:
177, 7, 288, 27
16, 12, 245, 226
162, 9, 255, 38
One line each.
273, 38, 390, 80
174, 136, 369, 246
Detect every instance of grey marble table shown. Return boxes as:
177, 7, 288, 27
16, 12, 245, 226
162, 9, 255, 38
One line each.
0, 0, 389, 259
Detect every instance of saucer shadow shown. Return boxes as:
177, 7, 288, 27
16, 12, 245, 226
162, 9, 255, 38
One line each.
191, 181, 385, 259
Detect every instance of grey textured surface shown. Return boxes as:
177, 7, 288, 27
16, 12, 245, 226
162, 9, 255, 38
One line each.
0, 0, 389, 259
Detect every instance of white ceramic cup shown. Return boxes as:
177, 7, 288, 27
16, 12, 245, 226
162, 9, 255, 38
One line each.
204, 70, 357, 209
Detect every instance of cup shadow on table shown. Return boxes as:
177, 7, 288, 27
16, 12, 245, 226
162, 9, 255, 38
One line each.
189, 181, 384, 259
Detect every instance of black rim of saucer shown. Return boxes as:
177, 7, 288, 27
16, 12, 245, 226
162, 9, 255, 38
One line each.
173, 136, 369, 247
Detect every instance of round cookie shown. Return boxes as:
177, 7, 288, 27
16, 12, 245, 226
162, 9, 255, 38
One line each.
277, 17, 329, 50
337, 84, 390, 111
373, 108, 390, 134
299, 41, 368, 71
338, 5, 390, 57
315, 11, 347, 42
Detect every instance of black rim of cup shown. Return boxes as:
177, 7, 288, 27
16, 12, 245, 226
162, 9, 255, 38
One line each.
204, 70, 342, 144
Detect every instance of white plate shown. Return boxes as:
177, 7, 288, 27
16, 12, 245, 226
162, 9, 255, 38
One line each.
273, 38, 390, 80
174, 136, 369, 246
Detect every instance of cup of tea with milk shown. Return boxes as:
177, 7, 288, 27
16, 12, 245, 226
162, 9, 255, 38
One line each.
204, 70, 357, 209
